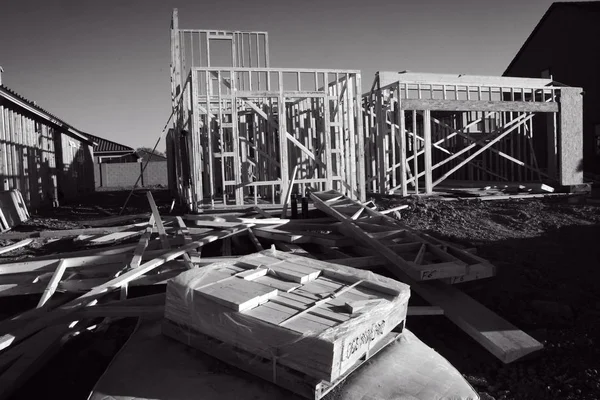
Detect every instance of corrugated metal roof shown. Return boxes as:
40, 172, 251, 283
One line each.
0, 84, 94, 145
81, 132, 135, 154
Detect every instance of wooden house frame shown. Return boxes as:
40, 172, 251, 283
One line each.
168, 9, 364, 212
364, 71, 583, 195
168, 9, 584, 210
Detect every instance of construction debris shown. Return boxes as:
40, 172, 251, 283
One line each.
0, 188, 546, 399
0, 189, 30, 232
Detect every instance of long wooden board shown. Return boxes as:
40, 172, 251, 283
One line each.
0, 223, 151, 240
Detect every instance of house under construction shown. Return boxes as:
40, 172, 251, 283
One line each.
167, 9, 583, 212
364, 71, 583, 196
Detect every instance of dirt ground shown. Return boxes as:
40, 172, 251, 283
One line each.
382, 195, 600, 400
3, 190, 600, 400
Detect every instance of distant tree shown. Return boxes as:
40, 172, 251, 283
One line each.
136, 147, 166, 161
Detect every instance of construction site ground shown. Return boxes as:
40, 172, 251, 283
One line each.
2, 190, 600, 400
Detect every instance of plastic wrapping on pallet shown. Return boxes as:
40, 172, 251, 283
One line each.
164, 250, 410, 383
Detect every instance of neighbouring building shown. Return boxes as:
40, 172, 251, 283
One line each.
0, 72, 95, 210
503, 1, 600, 175
82, 132, 138, 164
89, 139, 169, 191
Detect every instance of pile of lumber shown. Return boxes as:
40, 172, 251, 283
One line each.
0, 189, 542, 399
164, 251, 410, 383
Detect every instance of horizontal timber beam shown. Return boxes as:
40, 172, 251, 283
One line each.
399, 99, 558, 112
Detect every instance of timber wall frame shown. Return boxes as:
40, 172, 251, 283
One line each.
168, 9, 584, 210
168, 9, 365, 211
364, 71, 584, 195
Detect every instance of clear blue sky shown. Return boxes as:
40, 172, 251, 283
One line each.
0, 0, 570, 152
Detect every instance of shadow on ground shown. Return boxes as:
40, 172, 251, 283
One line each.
410, 223, 600, 400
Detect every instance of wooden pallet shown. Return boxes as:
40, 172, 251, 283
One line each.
162, 319, 403, 400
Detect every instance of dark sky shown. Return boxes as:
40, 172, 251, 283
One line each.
0, 0, 568, 151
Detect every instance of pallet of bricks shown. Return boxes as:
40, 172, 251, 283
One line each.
0, 190, 542, 399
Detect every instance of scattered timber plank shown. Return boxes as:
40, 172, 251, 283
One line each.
0, 239, 34, 255
274, 242, 314, 257
130, 225, 155, 270
10, 243, 139, 261
253, 227, 352, 247
146, 191, 170, 250
103, 293, 166, 307
0, 224, 253, 353
407, 306, 444, 316
186, 220, 241, 229
437, 192, 571, 202
184, 214, 336, 226
331, 244, 541, 362
419, 281, 542, 362
175, 216, 199, 267
247, 229, 264, 251
0, 223, 150, 240
120, 216, 156, 299
36, 260, 67, 308
0, 248, 178, 276
78, 213, 151, 227
252, 207, 273, 219
379, 204, 409, 215
73, 230, 145, 247
0, 273, 170, 298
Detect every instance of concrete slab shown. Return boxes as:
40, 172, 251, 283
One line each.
88, 318, 479, 400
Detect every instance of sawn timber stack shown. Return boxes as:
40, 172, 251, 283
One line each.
163, 250, 410, 384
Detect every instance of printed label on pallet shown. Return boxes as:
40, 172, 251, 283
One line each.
339, 319, 386, 371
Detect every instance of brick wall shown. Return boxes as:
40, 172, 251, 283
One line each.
95, 161, 168, 189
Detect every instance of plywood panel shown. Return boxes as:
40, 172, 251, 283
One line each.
558, 87, 584, 185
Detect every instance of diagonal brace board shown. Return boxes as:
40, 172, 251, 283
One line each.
433, 112, 536, 186
423, 111, 549, 179
243, 99, 326, 168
